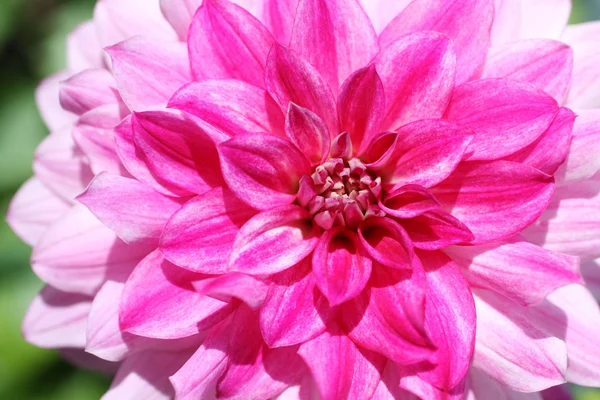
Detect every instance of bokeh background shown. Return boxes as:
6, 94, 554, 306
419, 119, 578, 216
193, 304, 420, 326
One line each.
0, 0, 599, 399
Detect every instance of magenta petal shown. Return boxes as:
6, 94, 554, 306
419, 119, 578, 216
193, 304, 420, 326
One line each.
188, 0, 274, 87
418, 250, 475, 391
380, 0, 493, 84
379, 184, 440, 219
262, 0, 297, 44
358, 217, 414, 270
230, 205, 320, 274
265, 44, 339, 137
446, 79, 559, 160
218, 133, 310, 210
399, 372, 465, 400
192, 272, 268, 309
161, 187, 256, 274
131, 109, 225, 196
299, 324, 385, 400
447, 237, 581, 307
290, 0, 378, 94
260, 259, 328, 347
483, 39, 574, 103
312, 228, 372, 306
120, 250, 231, 339
338, 65, 385, 155
77, 173, 184, 246
286, 103, 331, 165
105, 37, 190, 111
432, 161, 555, 244
59, 68, 120, 116
401, 210, 475, 250
375, 32, 456, 131
169, 79, 285, 138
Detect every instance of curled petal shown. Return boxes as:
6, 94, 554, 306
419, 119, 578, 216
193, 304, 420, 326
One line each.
286, 103, 331, 165
379, 184, 440, 219
192, 272, 269, 309
59, 68, 120, 116
401, 210, 475, 250
359, 217, 414, 270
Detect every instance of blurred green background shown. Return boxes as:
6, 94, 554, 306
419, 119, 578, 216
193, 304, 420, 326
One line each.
0, 0, 599, 399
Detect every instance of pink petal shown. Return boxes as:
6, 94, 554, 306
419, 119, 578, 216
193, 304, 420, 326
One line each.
262, 0, 298, 44
358, 217, 414, 270
192, 272, 269, 309
106, 37, 190, 111
375, 32, 456, 131
77, 173, 184, 246
6, 178, 70, 246
341, 263, 435, 365
399, 373, 465, 400
312, 228, 372, 306
59, 69, 120, 116
482, 39, 573, 103
562, 22, 600, 109
467, 367, 542, 400
418, 250, 475, 390
265, 44, 339, 137
35, 72, 76, 132
289, 0, 378, 94
169, 79, 285, 138
445, 79, 559, 160
431, 161, 555, 244
371, 363, 420, 400
380, 0, 494, 84
120, 250, 231, 339
298, 324, 385, 400
131, 109, 225, 196
472, 289, 567, 392
519, 0, 571, 41
446, 237, 580, 307
402, 210, 475, 250
504, 107, 576, 176
260, 259, 328, 347
218, 133, 310, 210
379, 185, 440, 219
32, 204, 151, 296
358, 0, 412, 34
22, 286, 91, 348
286, 103, 331, 165
229, 205, 320, 274
188, 0, 274, 87
159, 0, 202, 39
160, 187, 256, 274
338, 65, 385, 155
67, 21, 103, 71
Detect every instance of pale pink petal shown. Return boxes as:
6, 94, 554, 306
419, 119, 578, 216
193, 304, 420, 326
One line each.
290, 0, 378, 94
380, 0, 494, 84
160, 0, 202, 39
192, 272, 269, 309
379, 185, 440, 219
472, 289, 567, 392
446, 79, 559, 160
22, 286, 91, 349
229, 205, 320, 274
581, 259, 600, 301
218, 133, 310, 210
106, 37, 190, 111
312, 228, 372, 306
519, 0, 571, 41
78, 173, 184, 246
6, 178, 70, 246
260, 260, 328, 347
358, 217, 414, 270
490, 0, 521, 46
36, 72, 77, 132
432, 161, 555, 244
262, 0, 298, 44
482, 39, 573, 103
468, 367, 543, 400
169, 79, 285, 138
32, 204, 151, 296
375, 32, 455, 131
188, 0, 274, 87
562, 22, 600, 109
120, 250, 231, 339
286, 103, 331, 165
265, 44, 339, 136
59, 68, 120, 116
358, 0, 412, 34
298, 324, 385, 400
402, 210, 475, 250
67, 21, 104, 71
161, 187, 256, 274
447, 237, 580, 307
338, 65, 385, 155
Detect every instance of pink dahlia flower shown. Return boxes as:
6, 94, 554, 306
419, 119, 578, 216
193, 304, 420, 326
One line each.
6, 0, 600, 398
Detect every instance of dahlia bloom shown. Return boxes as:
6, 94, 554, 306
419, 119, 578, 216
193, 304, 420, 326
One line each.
7, 0, 600, 399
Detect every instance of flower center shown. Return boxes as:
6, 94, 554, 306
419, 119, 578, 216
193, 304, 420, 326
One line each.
298, 157, 384, 231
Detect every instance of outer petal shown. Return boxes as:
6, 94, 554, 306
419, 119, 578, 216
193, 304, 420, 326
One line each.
160, 0, 202, 39
432, 161, 555, 244
260, 259, 328, 347
188, 0, 274, 87
445, 79, 559, 160
230, 205, 320, 274
285, 103, 331, 165
298, 324, 385, 400
380, 0, 494, 84
312, 228, 372, 306
290, 0, 378, 94
562, 22, 600, 109
67, 21, 103, 72
59, 68, 121, 116
375, 32, 456, 131
482, 39, 573, 103
77, 173, 184, 246
161, 187, 256, 274
22, 286, 91, 348
120, 250, 231, 339
519, 0, 571, 41
262, 0, 298, 44
218, 133, 310, 210
35, 72, 76, 132
468, 367, 543, 400
106, 37, 190, 111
